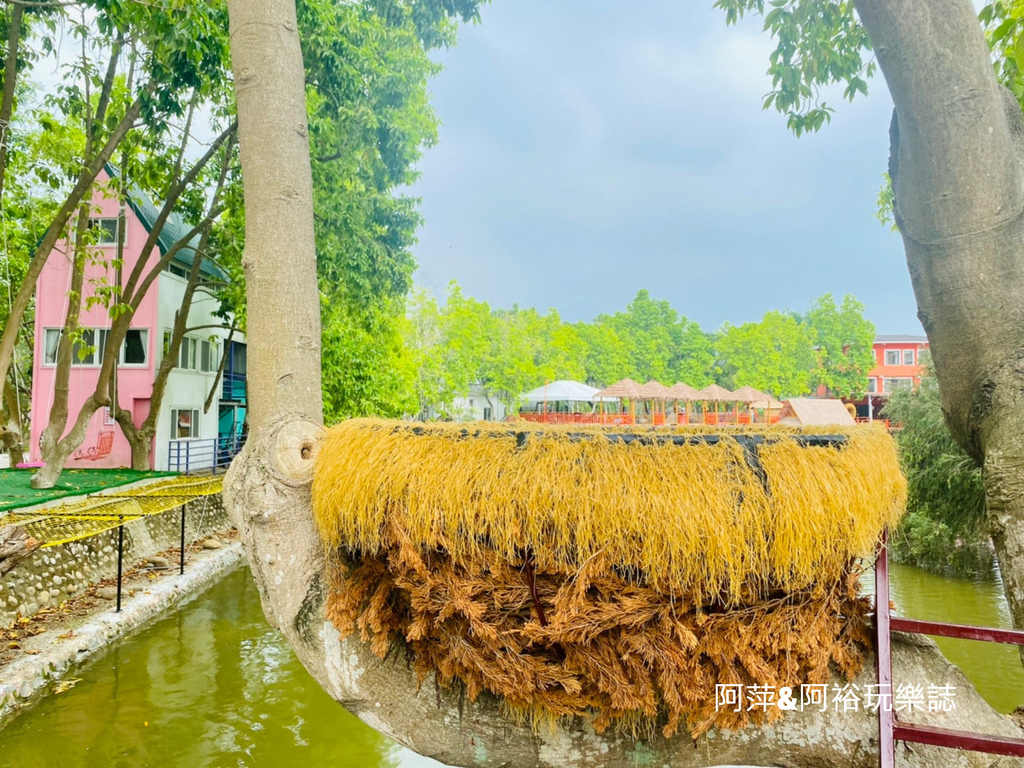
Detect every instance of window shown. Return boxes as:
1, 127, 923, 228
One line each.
123, 329, 148, 365
201, 340, 212, 372
867, 378, 877, 394
903, 349, 915, 366
483, 406, 492, 421
230, 342, 246, 374
42, 327, 149, 366
884, 350, 900, 366
175, 336, 219, 372
164, 262, 190, 279
883, 378, 914, 394
179, 337, 197, 370
171, 408, 200, 439
42, 328, 107, 366
43, 329, 61, 365
88, 218, 119, 246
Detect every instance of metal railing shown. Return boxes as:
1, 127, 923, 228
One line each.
222, 371, 246, 403
875, 528, 1024, 763
168, 434, 246, 474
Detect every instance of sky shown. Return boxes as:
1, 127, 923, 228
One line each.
409, 1, 922, 335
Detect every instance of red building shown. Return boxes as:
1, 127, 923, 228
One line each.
853, 334, 929, 419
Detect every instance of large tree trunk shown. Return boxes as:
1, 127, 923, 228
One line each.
855, 0, 1024, 645
1, 378, 24, 465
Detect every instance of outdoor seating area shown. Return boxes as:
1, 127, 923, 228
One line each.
519, 378, 787, 425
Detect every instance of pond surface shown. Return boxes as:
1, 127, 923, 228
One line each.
877, 561, 1024, 714
0, 561, 1021, 767
0, 566, 440, 768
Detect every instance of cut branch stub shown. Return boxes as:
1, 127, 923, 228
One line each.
272, 418, 324, 487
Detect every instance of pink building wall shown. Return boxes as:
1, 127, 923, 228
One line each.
30, 172, 160, 468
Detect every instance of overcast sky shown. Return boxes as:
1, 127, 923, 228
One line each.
409, 1, 921, 335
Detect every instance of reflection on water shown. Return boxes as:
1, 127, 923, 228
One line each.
863, 562, 1024, 714
1, 560, 1022, 767
0, 566, 441, 768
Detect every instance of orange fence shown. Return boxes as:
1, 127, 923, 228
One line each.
518, 413, 636, 425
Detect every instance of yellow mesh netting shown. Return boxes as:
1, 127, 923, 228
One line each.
1, 475, 224, 547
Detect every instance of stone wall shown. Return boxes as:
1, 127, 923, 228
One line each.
0, 493, 229, 625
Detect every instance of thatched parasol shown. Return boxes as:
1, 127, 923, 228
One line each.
667, 382, 701, 400
733, 386, 785, 423
593, 378, 642, 399
594, 378, 642, 421
696, 383, 741, 402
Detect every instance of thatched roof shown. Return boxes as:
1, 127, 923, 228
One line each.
667, 382, 702, 400
776, 398, 856, 426
594, 378, 642, 399
314, 419, 904, 599
696, 383, 741, 402
733, 385, 785, 409
637, 380, 672, 399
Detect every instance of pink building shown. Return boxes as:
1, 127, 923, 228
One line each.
29, 169, 245, 470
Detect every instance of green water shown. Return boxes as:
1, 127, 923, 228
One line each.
0, 562, 1021, 767
875, 562, 1024, 714
0, 566, 440, 768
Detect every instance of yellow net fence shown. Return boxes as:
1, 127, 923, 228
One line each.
1, 475, 224, 547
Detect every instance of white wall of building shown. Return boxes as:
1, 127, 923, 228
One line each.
153, 270, 242, 471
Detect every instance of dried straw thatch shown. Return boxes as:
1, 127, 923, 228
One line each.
312, 419, 905, 737
696, 383, 742, 402
667, 382, 702, 400
637, 380, 672, 399
593, 378, 642, 399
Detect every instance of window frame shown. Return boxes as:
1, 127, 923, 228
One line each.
903, 348, 915, 366
87, 217, 120, 247
42, 327, 150, 368
170, 407, 201, 440
884, 349, 900, 366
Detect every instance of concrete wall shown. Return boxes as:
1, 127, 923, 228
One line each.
0, 494, 229, 626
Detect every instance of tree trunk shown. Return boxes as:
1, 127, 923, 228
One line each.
33, 208, 90, 489
0, 524, 40, 576
855, 0, 1024, 644
1, 378, 23, 465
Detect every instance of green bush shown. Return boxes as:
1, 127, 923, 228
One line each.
883, 355, 993, 577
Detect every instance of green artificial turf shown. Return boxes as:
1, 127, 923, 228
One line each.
0, 467, 178, 512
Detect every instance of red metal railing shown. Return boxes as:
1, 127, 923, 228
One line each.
875, 529, 1024, 764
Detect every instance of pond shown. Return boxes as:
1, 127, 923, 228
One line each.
0, 561, 1020, 766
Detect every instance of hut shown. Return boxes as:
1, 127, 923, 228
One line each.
593, 378, 642, 423
695, 383, 742, 424
667, 382, 701, 424
637, 380, 672, 424
732, 385, 785, 423
776, 397, 857, 426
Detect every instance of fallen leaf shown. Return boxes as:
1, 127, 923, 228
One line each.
7, 642, 20, 649
54, 678, 81, 694
57, 631, 74, 640
23, 649, 40, 655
